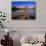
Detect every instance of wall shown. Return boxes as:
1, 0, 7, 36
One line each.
0, 0, 46, 46
0, 0, 46, 27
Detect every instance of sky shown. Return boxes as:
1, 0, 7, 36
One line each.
12, 0, 35, 1
12, 1, 36, 8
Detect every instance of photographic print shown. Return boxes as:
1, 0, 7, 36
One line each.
12, 1, 36, 20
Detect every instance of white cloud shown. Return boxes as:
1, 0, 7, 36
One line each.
16, 5, 35, 8
28, 5, 35, 8
16, 6, 25, 8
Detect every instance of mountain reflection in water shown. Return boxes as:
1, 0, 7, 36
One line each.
12, 10, 35, 19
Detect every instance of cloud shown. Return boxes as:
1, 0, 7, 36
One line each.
16, 6, 25, 8
16, 5, 35, 8
27, 5, 35, 8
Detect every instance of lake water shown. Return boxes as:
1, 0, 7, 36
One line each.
12, 10, 35, 16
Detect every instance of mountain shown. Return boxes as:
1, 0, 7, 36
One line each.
12, 7, 22, 11
12, 6, 36, 11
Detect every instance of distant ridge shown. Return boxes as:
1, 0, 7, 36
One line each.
12, 6, 35, 11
